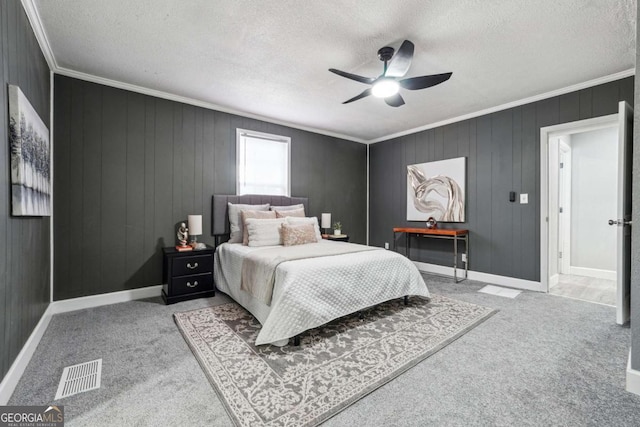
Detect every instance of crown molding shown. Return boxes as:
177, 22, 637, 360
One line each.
367, 68, 636, 144
21, 1, 635, 146
21, 0, 57, 70
54, 65, 636, 146
20, 0, 366, 145
54, 67, 367, 144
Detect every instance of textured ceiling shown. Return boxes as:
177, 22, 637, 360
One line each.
32, 0, 636, 142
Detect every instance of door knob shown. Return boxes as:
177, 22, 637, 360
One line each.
609, 219, 633, 226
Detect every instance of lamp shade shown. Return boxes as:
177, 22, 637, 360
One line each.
321, 213, 331, 229
188, 215, 202, 236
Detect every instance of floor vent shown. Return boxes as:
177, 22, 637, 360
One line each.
478, 285, 522, 299
55, 359, 102, 400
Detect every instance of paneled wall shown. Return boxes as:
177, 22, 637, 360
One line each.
370, 77, 634, 282
0, 2, 51, 380
53, 75, 367, 300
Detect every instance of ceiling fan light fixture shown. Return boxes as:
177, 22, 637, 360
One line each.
329, 40, 451, 106
371, 79, 399, 98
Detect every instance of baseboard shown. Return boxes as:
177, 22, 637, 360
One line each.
569, 266, 616, 281
0, 304, 53, 405
414, 261, 544, 292
0, 285, 163, 404
627, 350, 640, 396
549, 274, 559, 288
49, 285, 162, 314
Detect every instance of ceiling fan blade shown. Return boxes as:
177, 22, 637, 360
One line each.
399, 72, 452, 90
329, 68, 375, 84
343, 88, 372, 104
384, 93, 405, 107
385, 40, 414, 77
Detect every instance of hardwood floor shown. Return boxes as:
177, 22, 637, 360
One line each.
550, 274, 616, 306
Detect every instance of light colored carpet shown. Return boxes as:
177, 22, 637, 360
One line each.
174, 295, 495, 426
8, 275, 640, 426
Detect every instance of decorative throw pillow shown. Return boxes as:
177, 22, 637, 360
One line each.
271, 204, 305, 212
245, 218, 286, 247
228, 203, 270, 243
285, 216, 322, 242
281, 223, 317, 246
275, 207, 305, 218
241, 210, 277, 245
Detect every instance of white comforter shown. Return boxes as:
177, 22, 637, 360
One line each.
214, 240, 430, 346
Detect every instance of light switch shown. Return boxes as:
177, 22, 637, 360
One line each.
520, 193, 528, 204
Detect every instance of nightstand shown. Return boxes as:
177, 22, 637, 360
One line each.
327, 235, 349, 242
162, 245, 215, 304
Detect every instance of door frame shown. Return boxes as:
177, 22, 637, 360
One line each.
540, 114, 618, 292
558, 140, 572, 275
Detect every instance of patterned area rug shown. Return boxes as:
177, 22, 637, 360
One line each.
174, 295, 496, 426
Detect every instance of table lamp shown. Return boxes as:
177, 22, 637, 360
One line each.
188, 215, 205, 249
321, 213, 331, 238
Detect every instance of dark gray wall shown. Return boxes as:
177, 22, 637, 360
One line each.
631, 0, 640, 371
370, 77, 634, 282
53, 75, 366, 300
0, 2, 51, 380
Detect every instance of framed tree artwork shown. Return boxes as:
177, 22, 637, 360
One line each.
8, 84, 50, 216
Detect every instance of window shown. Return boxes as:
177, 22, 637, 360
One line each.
236, 129, 290, 196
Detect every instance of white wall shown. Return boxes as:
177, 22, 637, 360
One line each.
570, 127, 618, 272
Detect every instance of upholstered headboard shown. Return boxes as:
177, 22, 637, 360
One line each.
211, 194, 309, 243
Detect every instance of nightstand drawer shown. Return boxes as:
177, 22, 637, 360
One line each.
162, 245, 215, 304
172, 254, 213, 277
172, 273, 213, 296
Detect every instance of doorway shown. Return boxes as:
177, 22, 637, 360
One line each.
540, 101, 633, 324
547, 127, 618, 306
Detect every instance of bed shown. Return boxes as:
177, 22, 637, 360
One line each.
212, 194, 430, 346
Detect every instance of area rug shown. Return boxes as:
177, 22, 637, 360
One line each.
174, 294, 496, 427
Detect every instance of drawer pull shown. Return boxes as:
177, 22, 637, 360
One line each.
186, 262, 199, 270
187, 281, 198, 288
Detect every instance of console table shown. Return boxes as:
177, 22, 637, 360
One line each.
393, 227, 468, 282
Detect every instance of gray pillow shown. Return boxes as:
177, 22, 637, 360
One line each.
228, 203, 270, 243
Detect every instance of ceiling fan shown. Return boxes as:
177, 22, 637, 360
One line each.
329, 40, 452, 107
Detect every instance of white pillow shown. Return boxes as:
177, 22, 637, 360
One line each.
245, 218, 286, 247
241, 209, 277, 245
285, 216, 321, 242
228, 203, 270, 243
271, 204, 305, 212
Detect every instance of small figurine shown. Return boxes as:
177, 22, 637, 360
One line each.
426, 217, 437, 229
177, 222, 189, 247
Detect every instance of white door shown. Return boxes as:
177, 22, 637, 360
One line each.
614, 101, 633, 325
